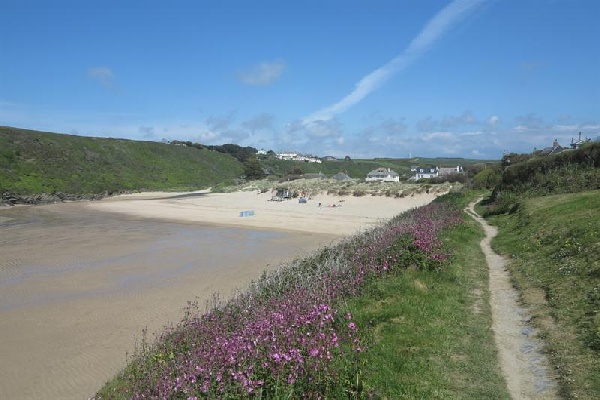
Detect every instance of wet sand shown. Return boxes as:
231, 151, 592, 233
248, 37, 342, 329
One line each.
0, 202, 334, 400
0, 190, 438, 399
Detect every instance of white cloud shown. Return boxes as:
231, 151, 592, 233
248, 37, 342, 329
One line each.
581, 124, 600, 130
513, 125, 529, 132
422, 131, 455, 141
301, 0, 484, 126
488, 115, 499, 129
513, 113, 547, 131
460, 131, 483, 137
237, 60, 285, 86
88, 66, 115, 88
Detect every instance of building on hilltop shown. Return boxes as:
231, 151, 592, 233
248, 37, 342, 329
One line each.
540, 139, 564, 155
570, 132, 592, 150
276, 151, 322, 163
365, 168, 400, 182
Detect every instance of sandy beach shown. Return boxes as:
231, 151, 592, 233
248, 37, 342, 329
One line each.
89, 189, 440, 236
0, 189, 439, 399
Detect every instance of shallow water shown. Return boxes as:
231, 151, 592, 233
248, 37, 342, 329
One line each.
0, 202, 333, 399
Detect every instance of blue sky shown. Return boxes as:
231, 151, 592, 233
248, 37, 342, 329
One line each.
1, 0, 598, 159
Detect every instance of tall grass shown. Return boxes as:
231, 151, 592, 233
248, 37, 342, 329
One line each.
96, 195, 481, 399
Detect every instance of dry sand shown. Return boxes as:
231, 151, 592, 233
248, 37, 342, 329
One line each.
0, 190, 439, 400
90, 189, 440, 235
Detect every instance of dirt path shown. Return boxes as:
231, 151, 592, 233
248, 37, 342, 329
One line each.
466, 201, 559, 399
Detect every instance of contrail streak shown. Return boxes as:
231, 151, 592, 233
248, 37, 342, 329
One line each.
301, 0, 484, 126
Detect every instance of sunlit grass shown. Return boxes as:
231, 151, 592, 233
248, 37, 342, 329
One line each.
349, 212, 509, 399
488, 190, 600, 398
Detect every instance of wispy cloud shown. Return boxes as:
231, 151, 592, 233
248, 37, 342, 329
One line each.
242, 113, 275, 132
87, 66, 116, 88
488, 115, 499, 129
301, 0, 484, 126
237, 60, 285, 86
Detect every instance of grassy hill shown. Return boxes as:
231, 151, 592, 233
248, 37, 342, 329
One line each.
1, 126, 494, 202
477, 142, 600, 216
0, 126, 244, 197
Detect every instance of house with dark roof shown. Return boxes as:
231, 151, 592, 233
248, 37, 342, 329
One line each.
332, 172, 353, 181
412, 166, 439, 180
541, 139, 564, 155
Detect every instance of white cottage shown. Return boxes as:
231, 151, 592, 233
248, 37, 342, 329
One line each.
413, 166, 439, 179
365, 168, 400, 182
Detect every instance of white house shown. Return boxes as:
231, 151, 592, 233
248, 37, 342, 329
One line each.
365, 168, 400, 182
276, 152, 322, 163
413, 166, 439, 180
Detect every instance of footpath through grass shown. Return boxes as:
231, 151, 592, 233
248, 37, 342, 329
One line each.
348, 209, 508, 399
95, 191, 509, 399
488, 190, 600, 399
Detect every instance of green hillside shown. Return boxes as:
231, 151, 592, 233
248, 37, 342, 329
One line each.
479, 142, 600, 215
0, 126, 244, 196
260, 157, 489, 180
1, 125, 496, 203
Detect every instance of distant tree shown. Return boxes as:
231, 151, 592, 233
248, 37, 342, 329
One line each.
208, 144, 257, 163
243, 156, 265, 180
288, 166, 304, 176
473, 168, 501, 189
344, 156, 352, 161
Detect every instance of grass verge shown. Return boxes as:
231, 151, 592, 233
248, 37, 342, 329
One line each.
488, 190, 600, 399
349, 197, 508, 399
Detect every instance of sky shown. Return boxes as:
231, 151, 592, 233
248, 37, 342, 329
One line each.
1, 0, 599, 160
